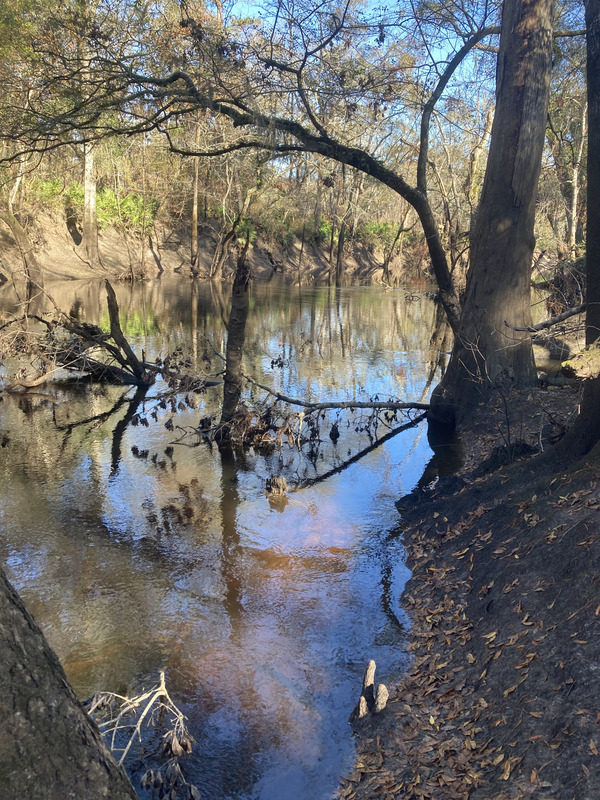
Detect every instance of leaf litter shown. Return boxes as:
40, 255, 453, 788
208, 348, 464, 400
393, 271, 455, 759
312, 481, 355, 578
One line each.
340, 386, 600, 800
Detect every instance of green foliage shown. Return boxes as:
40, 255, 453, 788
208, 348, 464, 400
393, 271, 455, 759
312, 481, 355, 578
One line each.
360, 221, 398, 251
50, 182, 157, 233
64, 182, 85, 209
259, 210, 295, 250
30, 178, 63, 205
96, 189, 157, 232
307, 219, 333, 246
237, 217, 257, 244
117, 192, 158, 232
98, 308, 159, 337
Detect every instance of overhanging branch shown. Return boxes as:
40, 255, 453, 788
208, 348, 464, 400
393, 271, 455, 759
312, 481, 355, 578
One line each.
505, 303, 586, 332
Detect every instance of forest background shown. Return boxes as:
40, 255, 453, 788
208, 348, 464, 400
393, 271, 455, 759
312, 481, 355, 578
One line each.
0, 0, 586, 293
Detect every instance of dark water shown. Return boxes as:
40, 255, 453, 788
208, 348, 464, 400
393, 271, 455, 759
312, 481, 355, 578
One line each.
0, 278, 444, 799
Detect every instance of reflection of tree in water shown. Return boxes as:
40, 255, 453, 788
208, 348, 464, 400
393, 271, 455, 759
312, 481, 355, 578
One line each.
218, 447, 245, 623
0, 278, 455, 799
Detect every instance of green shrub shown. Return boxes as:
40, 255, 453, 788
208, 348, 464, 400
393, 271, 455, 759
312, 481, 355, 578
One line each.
64, 182, 85, 208
60, 183, 157, 232
307, 218, 332, 246
359, 221, 397, 251
30, 178, 63, 205
116, 191, 157, 232
237, 217, 257, 244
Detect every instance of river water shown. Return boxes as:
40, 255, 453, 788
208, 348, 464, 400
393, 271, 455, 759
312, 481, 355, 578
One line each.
0, 278, 445, 799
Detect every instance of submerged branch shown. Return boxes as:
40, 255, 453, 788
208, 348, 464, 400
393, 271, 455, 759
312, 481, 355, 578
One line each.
245, 375, 429, 412
295, 412, 427, 489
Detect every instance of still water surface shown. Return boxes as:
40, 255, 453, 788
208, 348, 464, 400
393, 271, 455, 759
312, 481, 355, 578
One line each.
0, 278, 443, 799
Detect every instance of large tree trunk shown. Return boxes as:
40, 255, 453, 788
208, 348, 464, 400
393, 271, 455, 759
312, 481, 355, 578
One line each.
0, 564, 137, 799
216, 236, 252, 442
430, 0, 554, 425
552, 0, 600, 458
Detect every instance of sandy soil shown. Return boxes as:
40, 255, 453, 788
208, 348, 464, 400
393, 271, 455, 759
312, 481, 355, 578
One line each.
0, 211, 395, 286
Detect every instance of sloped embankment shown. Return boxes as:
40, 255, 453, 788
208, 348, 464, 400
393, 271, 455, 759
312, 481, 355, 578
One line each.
341, 387, 600, 800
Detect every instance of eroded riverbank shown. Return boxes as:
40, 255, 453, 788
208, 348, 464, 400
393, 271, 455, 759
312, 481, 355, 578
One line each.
342, 385, 600, 800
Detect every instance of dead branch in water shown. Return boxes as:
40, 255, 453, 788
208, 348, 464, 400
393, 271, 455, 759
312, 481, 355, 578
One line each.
1, 282, 160, 390
245, 375, 430, 412
206, 339, 429, 413
86, 671, 200, 799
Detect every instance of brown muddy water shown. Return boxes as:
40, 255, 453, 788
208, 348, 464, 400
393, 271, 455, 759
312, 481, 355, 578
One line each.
0, 278, 446, 799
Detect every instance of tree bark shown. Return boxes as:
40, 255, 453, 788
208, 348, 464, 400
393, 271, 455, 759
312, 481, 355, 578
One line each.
430, 0, 555, 425
0, 564, 137, 799
217, 236, 252, 441
552, 0, 600, 458
82, 142, 100, 268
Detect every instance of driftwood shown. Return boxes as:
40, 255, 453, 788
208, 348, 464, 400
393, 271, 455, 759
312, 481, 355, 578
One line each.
2, 281, 156, 391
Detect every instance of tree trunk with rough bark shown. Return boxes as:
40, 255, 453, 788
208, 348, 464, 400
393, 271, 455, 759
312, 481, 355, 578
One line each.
82, 141, 100, 269
0, 564, 137, 799
552, 0, 600, 458
430, 0, 554, 425
216, 236, 252, 442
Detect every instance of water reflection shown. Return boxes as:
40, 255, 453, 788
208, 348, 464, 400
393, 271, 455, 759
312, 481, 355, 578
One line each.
0, 279, 443, 799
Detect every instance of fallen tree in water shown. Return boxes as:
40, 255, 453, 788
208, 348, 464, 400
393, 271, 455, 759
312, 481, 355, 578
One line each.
1, 280, 157, 389
0, 278, 431, 480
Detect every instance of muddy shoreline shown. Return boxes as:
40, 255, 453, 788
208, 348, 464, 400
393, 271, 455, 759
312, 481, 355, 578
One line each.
342, 386, 600, 800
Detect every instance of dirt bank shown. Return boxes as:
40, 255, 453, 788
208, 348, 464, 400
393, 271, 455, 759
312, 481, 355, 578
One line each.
0, 211, 403, 286
341, 385, 600, 800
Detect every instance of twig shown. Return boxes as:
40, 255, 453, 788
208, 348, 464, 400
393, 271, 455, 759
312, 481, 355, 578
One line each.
90, 670, 191, 767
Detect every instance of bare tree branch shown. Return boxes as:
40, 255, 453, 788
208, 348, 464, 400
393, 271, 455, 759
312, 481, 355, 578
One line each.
505, 303, 586, 332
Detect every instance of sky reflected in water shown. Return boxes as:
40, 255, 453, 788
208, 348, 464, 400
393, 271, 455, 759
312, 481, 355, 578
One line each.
0, 279, 445, 799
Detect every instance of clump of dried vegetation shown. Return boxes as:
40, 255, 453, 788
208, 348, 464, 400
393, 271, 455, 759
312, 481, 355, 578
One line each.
86, 671, 200, 800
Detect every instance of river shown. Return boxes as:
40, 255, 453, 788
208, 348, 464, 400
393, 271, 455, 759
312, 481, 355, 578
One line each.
0, 277, 446, 799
